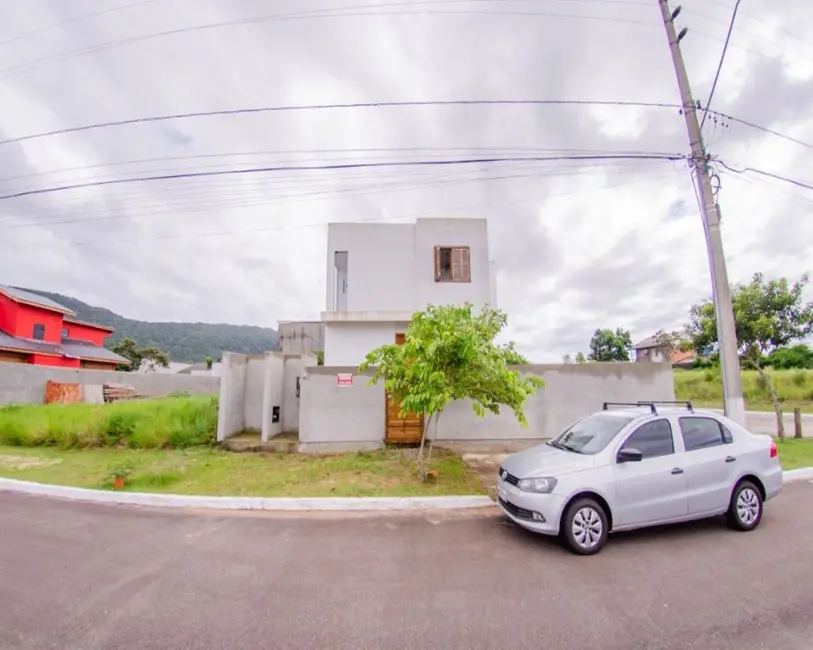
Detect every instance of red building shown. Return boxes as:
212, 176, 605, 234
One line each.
0, 286, 129, 369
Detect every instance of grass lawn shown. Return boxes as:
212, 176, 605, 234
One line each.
0, 446, 485, 497
690, 401, 813, 414
776, 438, 813, 470
675, 369, 813, 413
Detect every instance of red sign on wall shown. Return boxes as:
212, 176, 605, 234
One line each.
336, 373, 353, 386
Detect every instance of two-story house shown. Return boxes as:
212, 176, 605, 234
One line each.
0, 285, 129, 369
321, 217, 498, 366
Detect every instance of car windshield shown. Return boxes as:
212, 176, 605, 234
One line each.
548, 413, 635, 455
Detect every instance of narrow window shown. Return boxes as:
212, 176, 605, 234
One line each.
334, 251, 348, 310
32, 324, 46, 340
434, 246, 471, 282
61, 328, 69, 339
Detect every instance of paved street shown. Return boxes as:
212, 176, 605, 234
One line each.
741, 409, 813, 437
2, 485, 813, 650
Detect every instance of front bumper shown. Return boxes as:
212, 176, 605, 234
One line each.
496, 478, 567, 536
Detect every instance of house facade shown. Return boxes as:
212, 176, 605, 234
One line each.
322, 217, 498, 366
0, 286, 129, 369
633, 335, 696, 368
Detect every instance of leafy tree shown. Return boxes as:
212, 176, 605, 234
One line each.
358, 304, 545, 478
315, 350, 325, 366
687, 273, 813, 437
562, 353, 572, 364
588, 328, 632, 362
575, 351, 587, 364
111, 337, 171, 372
205, 356, 214, 370
652, 329, 693, 362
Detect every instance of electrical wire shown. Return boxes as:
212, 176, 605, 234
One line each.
0, 99, 683, 147
715, 160, 813, 192
0, 153, 686, 202
700, 0, 741, 132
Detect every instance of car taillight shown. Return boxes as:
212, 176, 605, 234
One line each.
770, 441, 778, 459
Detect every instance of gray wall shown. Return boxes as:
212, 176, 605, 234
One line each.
299, 366, 385, 452
217, 353, 249, 442
277, 321, 324, 355
298, 362, 675, 447
0, 362, 220, 405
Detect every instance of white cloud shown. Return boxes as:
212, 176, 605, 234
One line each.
0, 0, 811, 362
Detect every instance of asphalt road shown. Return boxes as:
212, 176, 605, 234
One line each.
2, 484, 813, 650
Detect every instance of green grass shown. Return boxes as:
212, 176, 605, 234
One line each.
675, 369, 813, 413
0, 396, 218, 449
775, 438, 813, 470
0, 446, 485, 497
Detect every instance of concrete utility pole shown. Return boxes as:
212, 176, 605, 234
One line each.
657, 0, 745, 426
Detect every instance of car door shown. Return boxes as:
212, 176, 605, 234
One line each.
613, 418, 688, 528
677, 416, 738, 516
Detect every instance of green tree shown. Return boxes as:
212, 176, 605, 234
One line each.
358, 304, 545, 478
315, 350, 325, 366
687, 273, 813, 437
588, 328, 633, 362
562, 353, 572, 364
111, 337, 171, 372
653, 329, 693, 362
205, 355, 214, 370
575, 351, 587, 364
766, 344, 813, 369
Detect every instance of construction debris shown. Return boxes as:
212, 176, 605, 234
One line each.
102, 383, 143, 402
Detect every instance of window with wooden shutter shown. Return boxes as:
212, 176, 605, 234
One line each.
434, 246, 471, 282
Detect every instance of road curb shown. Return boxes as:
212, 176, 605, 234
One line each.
0, 478, 494, 511
783, 467, 813, 482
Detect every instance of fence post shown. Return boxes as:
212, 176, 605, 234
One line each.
794, 408, 803, 439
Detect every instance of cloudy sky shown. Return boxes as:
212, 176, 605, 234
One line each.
1, 0, 810, 361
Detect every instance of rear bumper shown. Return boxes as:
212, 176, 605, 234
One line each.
763, 465, 783, 501
495, 480, 567, 536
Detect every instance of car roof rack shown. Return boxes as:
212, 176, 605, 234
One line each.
602, 400, 694, 415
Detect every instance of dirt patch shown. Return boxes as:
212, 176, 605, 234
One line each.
461, 453, 509, 499
0, 455, 62, 470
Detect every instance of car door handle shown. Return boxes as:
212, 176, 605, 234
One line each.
725, 456, 736, 463
671, 467, 684, 475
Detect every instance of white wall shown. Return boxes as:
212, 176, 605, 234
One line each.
413, 218, 492, 311
323, 321, 409, 366
217, 353, 248, 442
243, 356, 267, 431
326, 223, 416, 312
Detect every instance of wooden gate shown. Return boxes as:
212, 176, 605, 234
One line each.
385, 333, 424, 444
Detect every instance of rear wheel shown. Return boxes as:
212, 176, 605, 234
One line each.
726, 480, 763, 531
561, 498, 608, 555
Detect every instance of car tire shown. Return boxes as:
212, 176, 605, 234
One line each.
726, 480, 763, 532
561, 497, 609, 556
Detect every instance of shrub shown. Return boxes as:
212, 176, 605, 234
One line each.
0, 396, 219, 449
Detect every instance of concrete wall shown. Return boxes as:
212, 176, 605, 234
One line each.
277, 321, 324, 355
323, 321, 409, 366
324, 218, 495, 315
243, 356, 267, 431
298, 362, 675, 449
299, 366, 386, 453
217, 353, 249, 442
261, 353, 284, 441
0, 362, 220, 405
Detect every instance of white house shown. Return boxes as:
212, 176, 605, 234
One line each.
321, 217, 498, 366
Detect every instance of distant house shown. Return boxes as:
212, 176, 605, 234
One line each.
0, 285, 129, 369
632, 335, 697, 369
177, 362, 222, 377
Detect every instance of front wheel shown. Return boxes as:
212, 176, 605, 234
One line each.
561, 498, 608, 555
727, 480, 763, 531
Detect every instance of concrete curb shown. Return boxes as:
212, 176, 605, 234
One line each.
2, 469, 810, 512
783, 467, 813, 483
0, 478, 494, 511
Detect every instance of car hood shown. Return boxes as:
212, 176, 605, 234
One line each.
501, 443, 595, 479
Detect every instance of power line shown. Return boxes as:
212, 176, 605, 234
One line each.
721, 114, 813, 151
700, 0, 741, 131
0, 153, 685, 201
715, 160, 813, 192
0, 99, 682, 147
0, 0, 160, 47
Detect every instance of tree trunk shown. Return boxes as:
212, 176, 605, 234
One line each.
754, 361, 784, 438
416, 412, 435, 477
423, 411, 443, 480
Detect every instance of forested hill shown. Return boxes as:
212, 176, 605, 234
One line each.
22, 288, 278, 363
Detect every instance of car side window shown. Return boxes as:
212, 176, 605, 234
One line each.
620, 419, 675, 459
679, 417, 729, 451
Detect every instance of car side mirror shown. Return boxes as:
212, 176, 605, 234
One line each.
618, 447, 643, 463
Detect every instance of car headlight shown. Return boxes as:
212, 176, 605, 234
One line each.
517, 477, 558, 493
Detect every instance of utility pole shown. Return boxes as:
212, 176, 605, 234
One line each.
658, 0, 745, 426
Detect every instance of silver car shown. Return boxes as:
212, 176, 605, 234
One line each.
496, 401, 783, 555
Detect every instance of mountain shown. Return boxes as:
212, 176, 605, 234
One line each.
22, 288, 278, 364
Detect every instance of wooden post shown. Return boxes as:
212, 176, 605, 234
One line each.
794, 408, 803, 439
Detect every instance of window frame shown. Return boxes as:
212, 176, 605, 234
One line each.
434, 245, 471, 283
678, 416, 732, 452
61, 327, 69, 339
32, 323, 46, 340
616, 417, 676, 461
